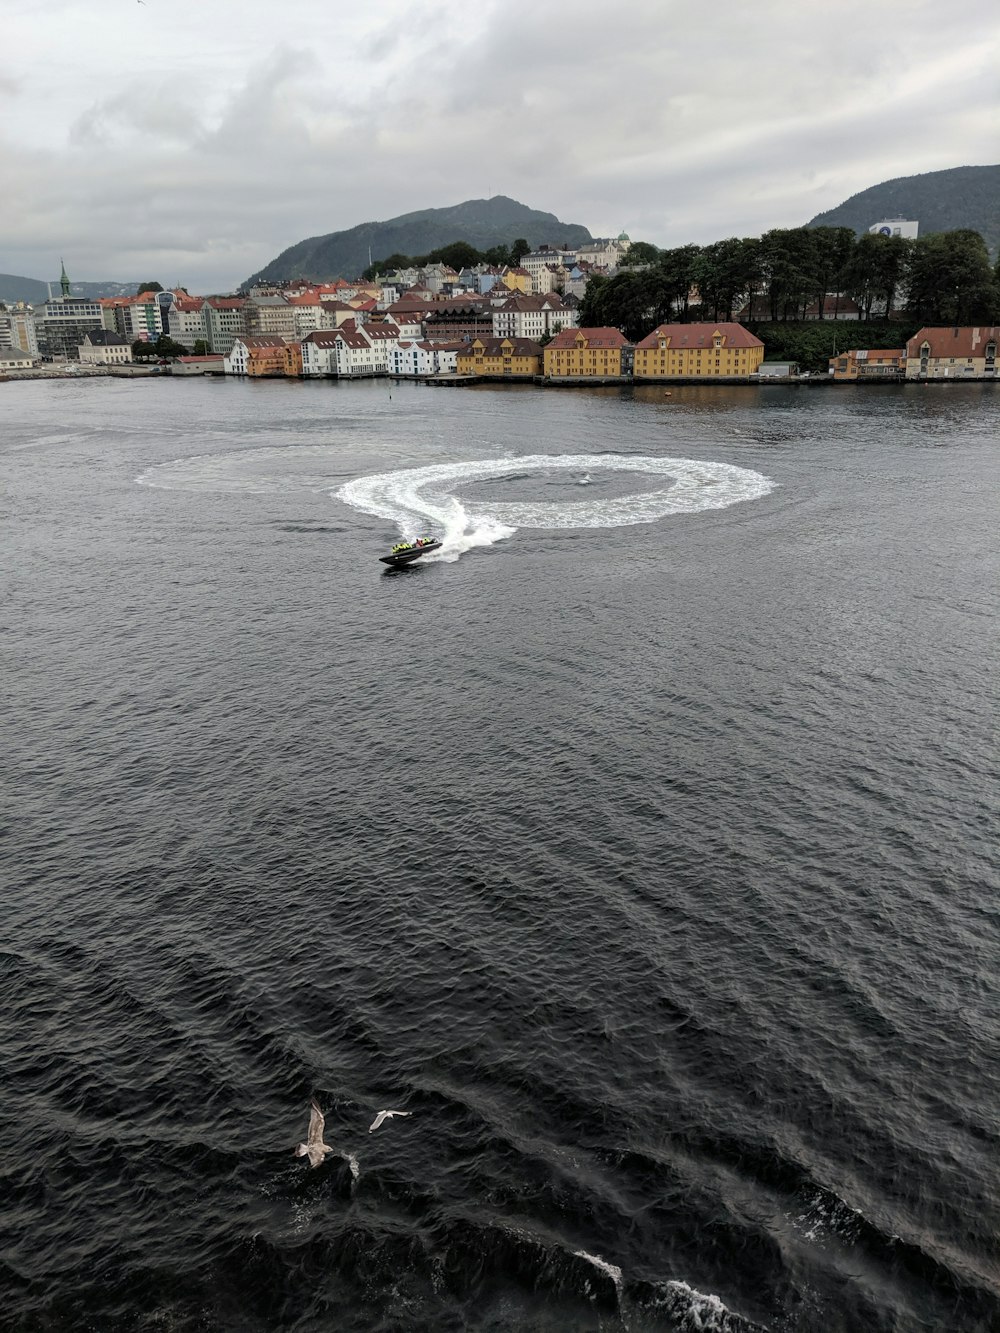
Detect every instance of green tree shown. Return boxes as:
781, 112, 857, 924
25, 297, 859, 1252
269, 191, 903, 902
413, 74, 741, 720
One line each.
192, 339, 209, 355
137, 281, 163, 294
842, 233, 912, 320
759, 228, 819, 320
578, 268, 670, 340
693, 237, 749, 321
154, 333, 190, 358
578, 273, 609, 327
131, 339, 157, 360
809, 226, 856, 318
426, 241, 483, 270
657, 244, 701, 320
509, 238, 530, 266
905, 230, 998, 323
619, 240, 660, 268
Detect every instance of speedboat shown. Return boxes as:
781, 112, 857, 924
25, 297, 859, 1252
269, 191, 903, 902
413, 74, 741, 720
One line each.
379, 537, 443, 568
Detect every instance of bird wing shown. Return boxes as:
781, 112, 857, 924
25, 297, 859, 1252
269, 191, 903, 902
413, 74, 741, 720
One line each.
369, 1111, 387, 1132
308, 1099, 325, 1144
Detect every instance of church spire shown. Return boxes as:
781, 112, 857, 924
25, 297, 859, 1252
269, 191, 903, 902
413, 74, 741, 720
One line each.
60, 258, 71, 298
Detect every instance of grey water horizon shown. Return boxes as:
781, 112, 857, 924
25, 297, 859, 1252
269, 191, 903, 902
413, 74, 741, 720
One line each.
3, 375, 999, 1332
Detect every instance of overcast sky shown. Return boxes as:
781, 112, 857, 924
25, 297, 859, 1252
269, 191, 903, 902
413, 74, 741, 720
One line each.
3, 0, 998, 292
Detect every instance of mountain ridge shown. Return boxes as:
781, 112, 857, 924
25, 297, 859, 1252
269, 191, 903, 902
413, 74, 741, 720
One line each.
243, 196, 594, 286
807, 164, 999, 255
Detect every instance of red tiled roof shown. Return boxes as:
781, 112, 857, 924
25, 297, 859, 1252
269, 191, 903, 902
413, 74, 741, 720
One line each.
906, 325, 999, 358
546, 327, 627, 349
461, 337, 543, 357
635, 322, 763, 350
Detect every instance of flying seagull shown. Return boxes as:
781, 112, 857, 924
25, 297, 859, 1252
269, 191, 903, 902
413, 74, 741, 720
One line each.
369, 1109, 412, 1133
295, 1098, 335, 1167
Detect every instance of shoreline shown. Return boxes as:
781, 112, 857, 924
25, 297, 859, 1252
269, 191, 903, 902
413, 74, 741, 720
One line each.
3, 367, 997, 388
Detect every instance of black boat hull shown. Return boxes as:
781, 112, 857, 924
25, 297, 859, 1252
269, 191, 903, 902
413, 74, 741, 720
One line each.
379, 541, 442, 568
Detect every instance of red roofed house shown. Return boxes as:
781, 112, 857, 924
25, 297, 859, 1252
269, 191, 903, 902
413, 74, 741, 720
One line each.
543, 328, 629, 379
905, 326, 999, 379
633, 323, 764, 380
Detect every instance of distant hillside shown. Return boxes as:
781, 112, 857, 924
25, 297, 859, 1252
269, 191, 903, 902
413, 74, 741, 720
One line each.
0, 275, 142, 304
244, 196, 594, 285
807, 164, 1000, 255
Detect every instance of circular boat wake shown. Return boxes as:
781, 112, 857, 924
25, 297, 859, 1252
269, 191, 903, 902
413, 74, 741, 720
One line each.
336, 452, 774, 560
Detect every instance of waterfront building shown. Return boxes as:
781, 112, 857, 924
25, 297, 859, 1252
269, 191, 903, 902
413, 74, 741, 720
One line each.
0, 347, 37, 371
543, 327, 629, 379
829, 348, 906, 381
79, 329, 133, 365
456, 336, 542, 378
246, 341, 302, 377
633, 322, 763, 379
329, 322, 380, 377
173, 354, 225, 376
300, 330, 342, 377
389, 341, 460, 377
904, 326, 998, 379
224, 335, 287, 375
360, 321, 401, 372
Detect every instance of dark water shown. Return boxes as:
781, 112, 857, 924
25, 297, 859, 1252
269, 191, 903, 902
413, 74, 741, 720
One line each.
3, 376, 999, 1332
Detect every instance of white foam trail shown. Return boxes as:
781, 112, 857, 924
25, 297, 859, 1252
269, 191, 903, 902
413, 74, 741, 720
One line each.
573, 1249, 624, 1304
340, 1151, 360, 1184
336, 453, 773, 559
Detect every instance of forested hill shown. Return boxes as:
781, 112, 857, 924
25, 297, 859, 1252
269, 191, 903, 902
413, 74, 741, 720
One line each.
244, 197, 593, 285
807, 164, 1000, 255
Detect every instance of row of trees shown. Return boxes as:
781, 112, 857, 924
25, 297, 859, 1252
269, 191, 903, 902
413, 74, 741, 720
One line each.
361, 238, 532, 281
579, 227, 1000, 341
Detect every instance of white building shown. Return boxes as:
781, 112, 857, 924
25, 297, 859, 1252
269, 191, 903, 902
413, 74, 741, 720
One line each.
301, 323, 386, 377
868, 218, 919, 239
79, 330, 133, 364
492, 294, 577, 340
389, 341, 459, 377
301, 331, 342, 376
166, 296, 208, 350
0, 347, 37, 371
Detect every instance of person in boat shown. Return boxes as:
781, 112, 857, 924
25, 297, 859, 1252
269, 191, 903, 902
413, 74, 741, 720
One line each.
391, 541, 412, 553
